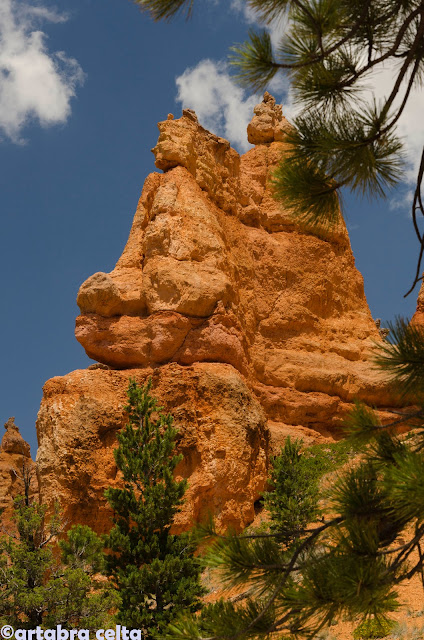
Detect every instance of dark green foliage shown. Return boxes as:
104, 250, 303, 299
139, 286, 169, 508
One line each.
271, 108, 404, 229
374, 317, 424, 397
271, 156, 341, 230
353, 617, 396, 639
103, 378, 203, 638
0, 475, 117, 628
229, 31, 278, 91
343, 400, 382, 441
133, 0, 193, 21
305, 439, 352, 473
263, 437, 320, 541
59, 524, 106, 573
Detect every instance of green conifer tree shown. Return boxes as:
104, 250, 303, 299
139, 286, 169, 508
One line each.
0, 463, 117, 628
103, 378, 203, 637
263, 437, 320, 542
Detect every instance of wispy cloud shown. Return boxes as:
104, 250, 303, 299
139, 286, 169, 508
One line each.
174, 2, 293, 151
0, 0, 85, 143
363, 63, 424, 185
230, 0, 288, 49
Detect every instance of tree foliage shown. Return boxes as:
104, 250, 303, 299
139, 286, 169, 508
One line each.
134, 0, 424, 294
263, 437, 321, 542
103, 378, 204, 639
0, 465, 117, 628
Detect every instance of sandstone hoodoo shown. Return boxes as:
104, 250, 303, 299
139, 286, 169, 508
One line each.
0, 418, 38, 528
36, 93, 395, 533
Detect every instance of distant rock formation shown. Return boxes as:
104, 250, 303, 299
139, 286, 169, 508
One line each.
36, 94, 397, 533
412, 278, 424, 327
0, 418, 38, 529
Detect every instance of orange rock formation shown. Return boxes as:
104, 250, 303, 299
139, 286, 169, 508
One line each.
0, 418, 38, 529
36, 364, 268, 533
412, 278, 424, 327
36, 93, 394, 533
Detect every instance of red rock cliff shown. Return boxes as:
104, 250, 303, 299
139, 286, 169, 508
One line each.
36, 93, 394, 533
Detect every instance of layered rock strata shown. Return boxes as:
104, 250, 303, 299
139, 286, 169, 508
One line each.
36, 93, 394, 533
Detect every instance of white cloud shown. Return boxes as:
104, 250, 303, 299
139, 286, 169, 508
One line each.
389, 187, 414, 214
230, 0, 258, 26
173, 3, 294, 152
175, 59, 261, 152
0, 0, 85, 143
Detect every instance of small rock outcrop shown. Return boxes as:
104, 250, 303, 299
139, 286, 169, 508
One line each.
247, 91, 291, 144
0, 418, 38, 529
36, 94, 396, 533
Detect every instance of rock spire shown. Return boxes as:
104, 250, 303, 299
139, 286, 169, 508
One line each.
36, 94, 396, 533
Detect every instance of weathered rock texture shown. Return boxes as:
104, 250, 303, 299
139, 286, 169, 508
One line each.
36, 364, 268, 533
37, 93, 395, 533
0, 418, 38, 529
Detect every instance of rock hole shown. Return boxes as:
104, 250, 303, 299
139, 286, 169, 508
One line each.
254, 497, 264, 515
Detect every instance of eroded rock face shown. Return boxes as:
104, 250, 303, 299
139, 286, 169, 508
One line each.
37, 94, 395, 533
247, 91, 291, 144
75, 94, 389, 411
36, 364, 268, 533
0, 418, 38, 529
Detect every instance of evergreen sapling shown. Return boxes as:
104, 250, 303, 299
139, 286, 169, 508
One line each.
104, 378, 203, 637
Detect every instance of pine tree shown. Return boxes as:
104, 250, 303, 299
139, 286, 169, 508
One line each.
263, 437, 320, 542
0, 463, 117, 628
134, 0, 424, 295
103, 378, 203, 637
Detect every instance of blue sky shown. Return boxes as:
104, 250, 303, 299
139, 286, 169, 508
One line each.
0, 0, 421, 454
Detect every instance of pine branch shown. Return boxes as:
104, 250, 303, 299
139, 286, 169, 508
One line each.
134, 0, 193, 21
405, 145, 424, 296
374, 318, 424, 397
